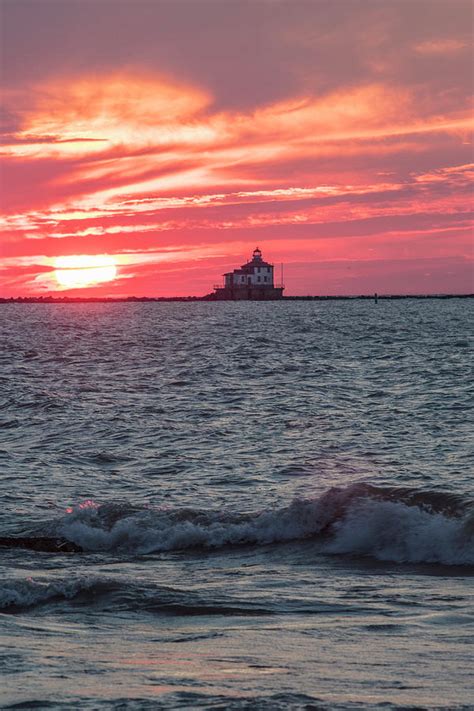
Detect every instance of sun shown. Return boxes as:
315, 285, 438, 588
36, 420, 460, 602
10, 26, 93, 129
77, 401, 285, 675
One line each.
54, 255, 117, 289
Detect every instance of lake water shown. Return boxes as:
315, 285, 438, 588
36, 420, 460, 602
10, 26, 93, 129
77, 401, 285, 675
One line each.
0, 300, 472, 709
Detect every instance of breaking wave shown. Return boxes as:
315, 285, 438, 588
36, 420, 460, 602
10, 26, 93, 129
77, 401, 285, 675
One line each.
47, 484, 473, 566
2, 485, 472, 566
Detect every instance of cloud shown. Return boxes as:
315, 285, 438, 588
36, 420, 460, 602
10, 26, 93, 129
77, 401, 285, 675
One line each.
414, 39, 469, 55
2, 72, 211, 159
3, 71, 471, 228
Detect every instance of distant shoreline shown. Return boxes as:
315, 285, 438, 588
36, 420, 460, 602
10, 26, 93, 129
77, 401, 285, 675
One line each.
1, 294, 472, 304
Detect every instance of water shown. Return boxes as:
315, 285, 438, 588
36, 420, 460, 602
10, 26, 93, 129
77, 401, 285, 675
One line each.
0, 300, 472, 709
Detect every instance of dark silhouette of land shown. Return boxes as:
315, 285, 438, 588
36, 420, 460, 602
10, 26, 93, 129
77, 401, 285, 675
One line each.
0, 294, 472, 304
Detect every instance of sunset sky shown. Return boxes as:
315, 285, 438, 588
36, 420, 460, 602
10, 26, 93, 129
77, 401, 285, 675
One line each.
0, 0, 472, 296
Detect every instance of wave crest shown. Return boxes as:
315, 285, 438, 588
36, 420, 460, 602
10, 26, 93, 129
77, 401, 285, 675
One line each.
0, 576, 103, 610
325, 497, 474, 565
53, 484, 473, 565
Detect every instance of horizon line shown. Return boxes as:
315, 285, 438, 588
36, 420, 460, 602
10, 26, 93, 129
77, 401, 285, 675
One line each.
1, 294, 473, 304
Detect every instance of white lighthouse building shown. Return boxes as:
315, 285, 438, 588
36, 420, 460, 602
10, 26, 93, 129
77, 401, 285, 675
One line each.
209, 248, 284, 300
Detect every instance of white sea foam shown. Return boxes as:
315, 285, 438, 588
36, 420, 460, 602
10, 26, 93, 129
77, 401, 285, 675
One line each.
57, 487, 474, 565
58, 497, 334, 554
323, 499, 474, 565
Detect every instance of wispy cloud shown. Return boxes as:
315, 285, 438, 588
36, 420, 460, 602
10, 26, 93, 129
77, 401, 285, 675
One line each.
414, 38, 469, 55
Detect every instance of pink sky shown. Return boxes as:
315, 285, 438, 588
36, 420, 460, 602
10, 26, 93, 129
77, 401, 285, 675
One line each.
0, 0, 472, 296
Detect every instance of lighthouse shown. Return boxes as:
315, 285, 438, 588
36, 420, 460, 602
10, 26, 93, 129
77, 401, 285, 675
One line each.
207, 247, 284, 300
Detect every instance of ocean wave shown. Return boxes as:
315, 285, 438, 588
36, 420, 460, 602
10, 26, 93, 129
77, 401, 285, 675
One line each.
0, 575, 273, 615
324, 497, 474, 564
3, 691, 469, 710
0, 576, 104, 611
50, 484, 473, 565
2, 485, 472, 566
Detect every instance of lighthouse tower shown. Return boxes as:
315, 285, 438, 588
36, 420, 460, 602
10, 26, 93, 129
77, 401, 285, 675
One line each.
208, 247, 284, 300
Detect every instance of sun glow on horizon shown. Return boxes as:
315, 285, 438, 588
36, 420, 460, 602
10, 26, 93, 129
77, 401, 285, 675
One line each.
54, 255, 117, 289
